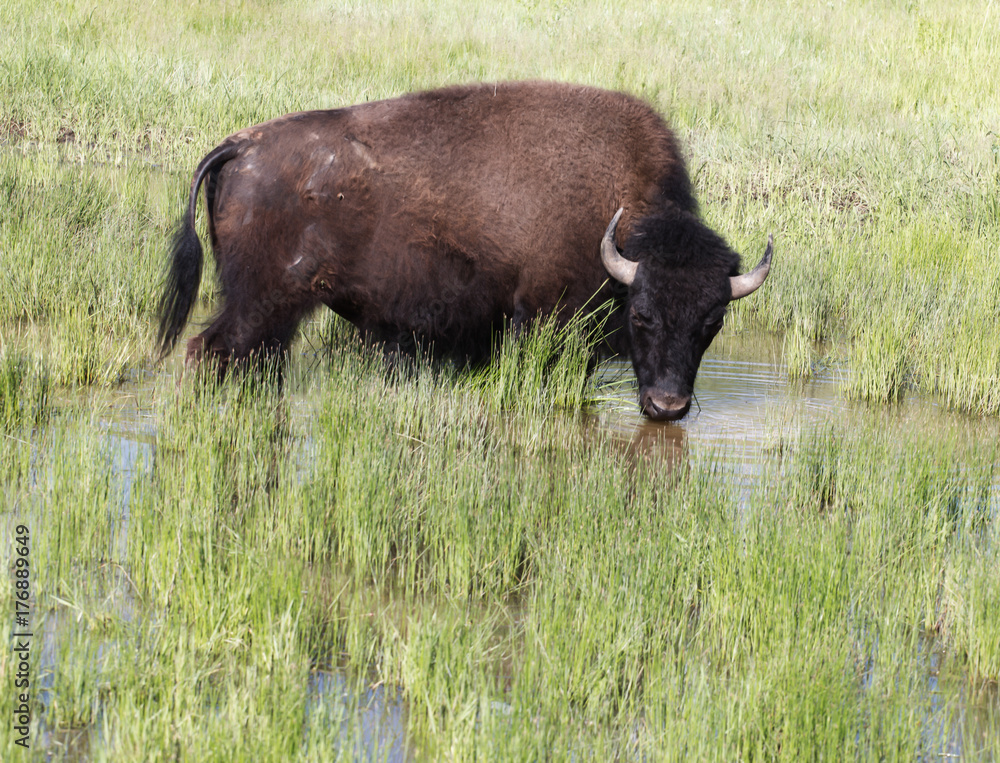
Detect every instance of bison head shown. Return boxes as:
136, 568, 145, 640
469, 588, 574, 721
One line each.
601, 207, 772, 421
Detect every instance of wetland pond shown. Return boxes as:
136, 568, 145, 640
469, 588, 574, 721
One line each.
10, 330, 1000, 760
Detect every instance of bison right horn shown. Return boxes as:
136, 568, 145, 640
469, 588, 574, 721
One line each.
729, 234, 773, 301
601, 208, 638, 286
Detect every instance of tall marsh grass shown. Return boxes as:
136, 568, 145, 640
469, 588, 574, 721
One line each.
0, 152, 170, 385
2, 356, 998, 759
468, 306, 607, 414
0, 351, 49, 431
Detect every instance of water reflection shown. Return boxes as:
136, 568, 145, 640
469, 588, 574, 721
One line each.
623, 420, 686, 465
591, 333, 844, 460
307, 670, 412, 761
594, 332, 1000, 481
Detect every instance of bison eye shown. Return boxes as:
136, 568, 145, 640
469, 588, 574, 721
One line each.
630, 306, 652, 328
704, 312, 725, 334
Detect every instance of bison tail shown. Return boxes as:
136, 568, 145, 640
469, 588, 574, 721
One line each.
156, 221, 203, 358
156, 142, 242, 358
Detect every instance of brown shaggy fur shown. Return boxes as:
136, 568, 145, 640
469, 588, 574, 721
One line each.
159, 81, 771, 419
160, 82, 693, 364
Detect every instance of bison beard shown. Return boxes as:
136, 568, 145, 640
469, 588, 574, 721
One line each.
158, 81, 772, 420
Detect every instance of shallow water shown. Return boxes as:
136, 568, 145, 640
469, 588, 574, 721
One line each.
590, 333, 845, 465
307, 670, 412, 761
595, 333, 1000, 482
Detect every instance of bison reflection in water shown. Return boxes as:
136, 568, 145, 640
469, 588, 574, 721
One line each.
158, 81, 772, 420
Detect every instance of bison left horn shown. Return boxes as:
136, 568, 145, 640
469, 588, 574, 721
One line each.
601, 208, 638, 286
729, 234, 773, 301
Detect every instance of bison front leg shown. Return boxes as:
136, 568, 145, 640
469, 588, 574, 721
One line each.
510, 289, 543, 341
352, 323, 423, 376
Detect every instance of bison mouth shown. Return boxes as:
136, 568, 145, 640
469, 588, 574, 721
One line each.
640, 389, 692, 421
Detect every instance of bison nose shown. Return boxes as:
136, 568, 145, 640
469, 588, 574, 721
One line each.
640, 390, 691, 421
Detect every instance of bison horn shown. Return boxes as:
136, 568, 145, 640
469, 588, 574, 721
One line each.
729, 234, 773, 301
601, 208, 638, 286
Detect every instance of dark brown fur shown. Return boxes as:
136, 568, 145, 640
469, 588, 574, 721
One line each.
160, 82, 691, 362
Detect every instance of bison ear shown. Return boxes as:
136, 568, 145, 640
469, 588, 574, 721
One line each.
601, 208, 638, 286
729, 234, 773, 300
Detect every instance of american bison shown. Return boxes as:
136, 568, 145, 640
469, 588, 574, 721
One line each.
158, 81, 772, 420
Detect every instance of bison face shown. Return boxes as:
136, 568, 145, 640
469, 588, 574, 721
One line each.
623, 263, 728, 420
601, 208, 772, 421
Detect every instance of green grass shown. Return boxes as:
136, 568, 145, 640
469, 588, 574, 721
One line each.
0, 351, 49, 431
2, 0, 1000, 759
0, 152, 170, 385
2, 353, 999, 759
464, 305, 608, 415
